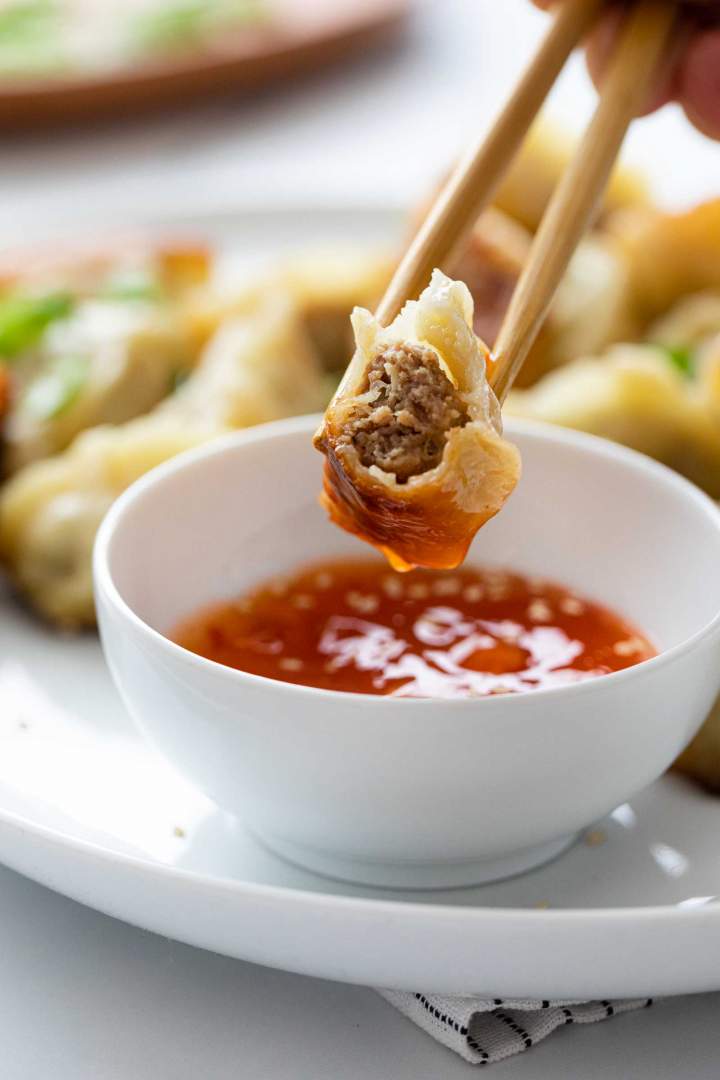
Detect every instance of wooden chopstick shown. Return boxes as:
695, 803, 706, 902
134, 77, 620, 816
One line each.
374, 0, 604, 327
491, 0, 677, 401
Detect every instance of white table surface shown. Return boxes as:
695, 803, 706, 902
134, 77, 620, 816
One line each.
2, 1, 719, 1075
1, 862, 718, 1079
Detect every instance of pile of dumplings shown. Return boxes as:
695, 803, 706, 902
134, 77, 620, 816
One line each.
506, 200, 720, 499
1, 122, 719, 644
0, 242, 386, 627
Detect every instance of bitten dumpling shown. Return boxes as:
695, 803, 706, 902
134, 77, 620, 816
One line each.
313, 270, 521, 571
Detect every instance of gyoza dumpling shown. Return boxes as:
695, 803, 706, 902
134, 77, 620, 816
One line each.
313, 270, 521, 571
0, 242, 211, 476
182, 250, 393, 381
608, 200, 720, 324
0, 294, 329, 628
0, 420, 207, 629
2, 300, 196, 475
163, 293, 329, 429
427, 208, 632, 389
446, 211, 631, 389
506, 344, 720, 497
280, 250, 393, 374
647, 293, 720, 415
648, 293, 720, 353
492, 117, 649, 233
445, 208, 533, 350
674, 694, 720, 793
697, 335, 720, 425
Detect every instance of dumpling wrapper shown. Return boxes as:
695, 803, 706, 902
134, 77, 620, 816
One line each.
313, 270, 521, 571
0, 293, 329, 628
506, 343, 720, 499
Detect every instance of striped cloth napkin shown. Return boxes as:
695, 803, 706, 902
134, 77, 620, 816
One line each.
379, 990, 654, 1065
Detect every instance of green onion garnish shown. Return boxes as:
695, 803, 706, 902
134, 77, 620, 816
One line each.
659, 344, 695, 378
0, 291, 74, 361
22, 353, 88, 420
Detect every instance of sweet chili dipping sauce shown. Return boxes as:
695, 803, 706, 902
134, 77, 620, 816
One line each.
172, 560, 656, 699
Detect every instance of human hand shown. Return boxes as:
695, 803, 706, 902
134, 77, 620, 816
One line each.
532, 1, 720, 138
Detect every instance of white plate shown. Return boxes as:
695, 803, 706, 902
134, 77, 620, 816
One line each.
1, 206, 720, 1000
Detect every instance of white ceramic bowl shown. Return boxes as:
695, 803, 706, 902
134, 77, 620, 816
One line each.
95, 416, 720, 888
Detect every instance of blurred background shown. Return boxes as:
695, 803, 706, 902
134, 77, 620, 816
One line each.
0, 0, 717, 241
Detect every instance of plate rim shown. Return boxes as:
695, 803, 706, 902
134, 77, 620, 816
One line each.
0, 0, 410, 127
0, 784, 717, 929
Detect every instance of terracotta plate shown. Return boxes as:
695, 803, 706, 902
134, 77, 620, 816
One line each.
0, 0, 410, 129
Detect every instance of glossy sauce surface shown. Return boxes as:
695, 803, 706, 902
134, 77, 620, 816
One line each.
172, 560, 656, 698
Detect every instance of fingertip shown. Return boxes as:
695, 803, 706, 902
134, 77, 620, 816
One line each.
586, 3, 682, 118
677, 29, 720, 140
584, 6, 624, 90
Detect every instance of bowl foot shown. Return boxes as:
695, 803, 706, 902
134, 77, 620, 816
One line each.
254, 831, 578, 889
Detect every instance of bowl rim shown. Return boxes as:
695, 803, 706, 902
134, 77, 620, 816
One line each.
93, 413, 720, 709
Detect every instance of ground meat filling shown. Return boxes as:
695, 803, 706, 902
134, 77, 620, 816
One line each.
344, 343, 469, 483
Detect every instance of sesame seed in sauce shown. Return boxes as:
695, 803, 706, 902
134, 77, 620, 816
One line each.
172, 560, 655, 698
346, 591, 380, 615
560, 596, 586, 616
612, 636, 645, 657
433, 577, 461, 596
408, 583, 430, 600
381, 576, 404, 599
527, 599, 552, 623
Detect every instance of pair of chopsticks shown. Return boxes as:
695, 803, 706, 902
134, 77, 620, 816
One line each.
375, 0, 677, 402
